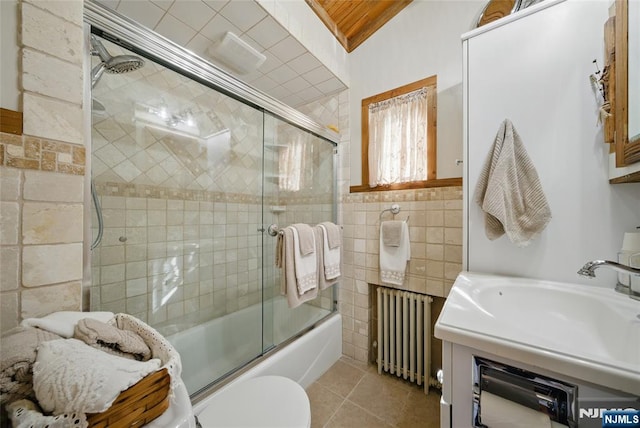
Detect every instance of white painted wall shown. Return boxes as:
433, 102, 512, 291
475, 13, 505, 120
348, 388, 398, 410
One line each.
347, 1, 485, 184
464, 0, 640, 288
1, 0, 20, 110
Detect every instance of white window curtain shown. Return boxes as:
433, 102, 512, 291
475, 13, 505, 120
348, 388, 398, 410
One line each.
279, 132, 312, 192
368, 87, 429, 187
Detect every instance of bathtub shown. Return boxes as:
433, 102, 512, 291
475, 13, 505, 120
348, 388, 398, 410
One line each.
167, 296, 342, 403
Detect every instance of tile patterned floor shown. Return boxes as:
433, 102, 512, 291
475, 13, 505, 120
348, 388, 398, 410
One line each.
306, 357, 441, 428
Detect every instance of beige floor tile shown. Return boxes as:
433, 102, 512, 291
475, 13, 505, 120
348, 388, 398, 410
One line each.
346, 372, 412, 425
309, 358, 441, 428
325, 401, 392, 428
306, 382, 345, 428
396, 388, 441, 428
317, 360, 367, 398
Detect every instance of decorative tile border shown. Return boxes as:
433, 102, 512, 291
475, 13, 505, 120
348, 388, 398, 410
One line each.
95, 181, 263, 204
341, 186, 462, 203
95, 181, 334, 205
0, 132, 85, 175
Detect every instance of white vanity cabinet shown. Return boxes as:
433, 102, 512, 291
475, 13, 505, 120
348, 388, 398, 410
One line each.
435, 273, 640, 428
439, 341, 639, 428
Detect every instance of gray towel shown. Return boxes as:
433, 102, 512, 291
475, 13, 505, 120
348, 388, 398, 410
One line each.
291, 223, 315, 255
474, 119, 551, 247
74, 318, 151, 361
381, 221, 404, 247
319, 221, 341, 249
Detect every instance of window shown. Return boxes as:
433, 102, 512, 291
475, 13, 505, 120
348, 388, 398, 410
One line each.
353, 75, 441, 192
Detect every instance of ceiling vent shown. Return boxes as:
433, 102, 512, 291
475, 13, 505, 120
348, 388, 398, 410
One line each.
207, 31, 266, 75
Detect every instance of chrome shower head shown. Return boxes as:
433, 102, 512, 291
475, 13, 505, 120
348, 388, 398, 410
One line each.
90, 35, 144, 88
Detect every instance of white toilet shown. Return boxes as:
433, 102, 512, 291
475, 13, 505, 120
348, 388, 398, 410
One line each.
197, 376, 311, 428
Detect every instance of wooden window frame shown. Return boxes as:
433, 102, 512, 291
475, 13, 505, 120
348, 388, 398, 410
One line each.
351, 75, 461, 193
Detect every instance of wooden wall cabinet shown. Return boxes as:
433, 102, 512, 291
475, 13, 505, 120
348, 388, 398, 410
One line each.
613, 0, 640, 182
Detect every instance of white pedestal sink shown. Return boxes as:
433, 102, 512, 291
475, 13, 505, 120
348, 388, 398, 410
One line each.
435, 272, 640, 428
436, 272, 640, 395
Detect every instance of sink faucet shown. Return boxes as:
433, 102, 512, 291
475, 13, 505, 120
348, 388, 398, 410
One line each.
578, 260, 640, 277
578, 260, 640, 300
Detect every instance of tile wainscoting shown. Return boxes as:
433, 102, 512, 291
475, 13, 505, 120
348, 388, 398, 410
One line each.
339, 186, 463, 369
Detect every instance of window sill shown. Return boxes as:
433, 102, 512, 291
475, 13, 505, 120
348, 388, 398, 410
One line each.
349, 177, 462, 193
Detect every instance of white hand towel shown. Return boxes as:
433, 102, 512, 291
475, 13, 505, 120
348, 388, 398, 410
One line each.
33, 338, 161, 415
474, 119, 551, 247
277, 227, 318, 308
21, 311, 115, 338
319, 224, 341, 281
379, 221, 410, 286
291, 225, 318, 295
315, 226, 340, 291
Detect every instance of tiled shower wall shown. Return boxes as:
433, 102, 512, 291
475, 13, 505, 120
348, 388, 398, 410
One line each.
89, 193, 263, 330
88, 192, 334, 333
0, 0, 86, 334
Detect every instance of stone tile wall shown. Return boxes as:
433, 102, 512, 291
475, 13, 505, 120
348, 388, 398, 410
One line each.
339, 187, 462, 365
0, 167, 85, 333
0, 0, 85, 334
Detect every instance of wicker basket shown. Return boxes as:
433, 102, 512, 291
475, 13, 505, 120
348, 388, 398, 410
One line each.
86, 368, 170, 428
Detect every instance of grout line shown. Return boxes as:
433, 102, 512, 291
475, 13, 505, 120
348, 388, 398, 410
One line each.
342, 398, 393, 428
320, 394, 345, 428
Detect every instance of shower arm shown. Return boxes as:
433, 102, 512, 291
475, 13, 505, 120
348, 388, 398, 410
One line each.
91, 63, 106, 89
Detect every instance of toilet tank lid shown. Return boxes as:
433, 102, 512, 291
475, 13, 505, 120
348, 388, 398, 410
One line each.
197, 376, 310, 428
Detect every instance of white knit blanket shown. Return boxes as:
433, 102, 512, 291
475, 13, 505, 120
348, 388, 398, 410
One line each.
21, 311, 115, 338
6, 399, 88, 428
33, 338, 161, 415
114, 313, 182, 392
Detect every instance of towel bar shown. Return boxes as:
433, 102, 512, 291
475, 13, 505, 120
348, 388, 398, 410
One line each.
379, 204, 409, 223
379, 204, 401, 220
267, 223, 342, 237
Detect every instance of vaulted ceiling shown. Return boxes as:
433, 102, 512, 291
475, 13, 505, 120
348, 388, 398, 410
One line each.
305, 0, 413, 52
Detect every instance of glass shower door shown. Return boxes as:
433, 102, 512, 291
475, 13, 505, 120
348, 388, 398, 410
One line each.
89, 34, 265, 395
262, 113, 336, 349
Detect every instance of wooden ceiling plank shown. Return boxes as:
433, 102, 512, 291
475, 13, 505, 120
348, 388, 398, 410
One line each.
330, 1, 362, 23
340, 0, 392, 39
306, 0, 413, 53
336, 2, 372, 37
